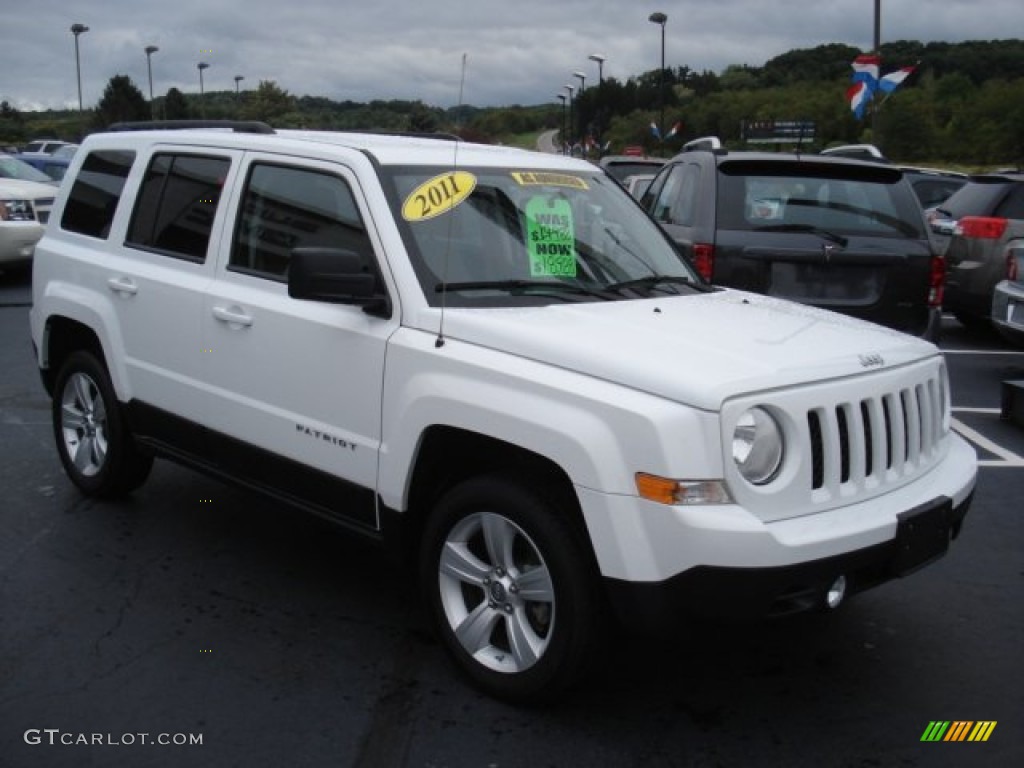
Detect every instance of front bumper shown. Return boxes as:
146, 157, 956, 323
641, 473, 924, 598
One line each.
605, 491, 972, 627
0, 220, 44, 265
578, 432, 977, 627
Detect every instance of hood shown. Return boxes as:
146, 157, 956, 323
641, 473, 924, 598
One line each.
434, 289, 937, 411
0, 178, 58, 197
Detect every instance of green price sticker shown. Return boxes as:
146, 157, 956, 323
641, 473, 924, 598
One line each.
525, 197, 577, 278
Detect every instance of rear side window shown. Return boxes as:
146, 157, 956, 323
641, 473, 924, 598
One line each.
942, 179, 1019, 219
994, 183, 1024, 219
60, 150, 135, 239
230, 163, 372, 280
126, 153, 231, 262
650, 164, 685, 223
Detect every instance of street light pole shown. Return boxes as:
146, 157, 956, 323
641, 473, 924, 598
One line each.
573, 71, 586, 146
556, 94, 567, 154
564, 84, 575, 154
197, 61, 209, 116
874, 0, 881, 53
234, 75, 244, 95
872, 0, 882, 147
648, 11, 667, 140
588, 53, 605, 86
588, 54, 606, 152
145, 45, 159, 118
70, 23, 89, 112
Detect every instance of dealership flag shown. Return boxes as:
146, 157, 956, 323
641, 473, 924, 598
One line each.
847, 81, 873, 120
665, 121, 683, 139
851, 54, 880, 85
650, 122, 661, 139
879, 65, 916, 93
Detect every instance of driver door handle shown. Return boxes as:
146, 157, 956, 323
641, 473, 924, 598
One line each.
212, 305, 254, 327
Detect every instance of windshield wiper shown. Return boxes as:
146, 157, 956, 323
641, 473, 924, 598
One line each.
753, 224, 849, 247
435, 279, 617, 301
604, 275, 712, 295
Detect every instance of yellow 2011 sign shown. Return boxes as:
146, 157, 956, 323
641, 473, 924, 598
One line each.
402, 171, 477, 222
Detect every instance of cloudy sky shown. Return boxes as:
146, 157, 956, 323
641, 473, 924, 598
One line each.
3, 0, 1022, 112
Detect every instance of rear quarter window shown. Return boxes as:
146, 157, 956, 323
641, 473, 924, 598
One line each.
60, 150, 136, 239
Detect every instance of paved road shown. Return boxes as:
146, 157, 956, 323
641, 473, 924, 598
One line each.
2, 267, 1022, 767
536, 129, 559, 154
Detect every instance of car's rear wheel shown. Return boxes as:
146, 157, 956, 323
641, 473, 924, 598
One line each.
53, 351, 153, 497
421, 474, 603, 704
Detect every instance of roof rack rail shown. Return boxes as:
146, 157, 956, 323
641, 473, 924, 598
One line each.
107, 120, 275, 134
682, 136, 722, 152
329, 129, 463, 142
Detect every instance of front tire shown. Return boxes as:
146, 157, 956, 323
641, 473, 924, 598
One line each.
420, 474, 603, 704
52, 350, 153, 498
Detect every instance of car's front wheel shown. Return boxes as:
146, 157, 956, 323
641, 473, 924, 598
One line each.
52, 350, 153, 497
421, 474, 603, 704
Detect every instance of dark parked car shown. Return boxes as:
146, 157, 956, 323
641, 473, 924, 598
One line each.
820, 146, 966, 210
642, 146, 944, 340
901, 167, 967, 209
938, 173, 1024, 329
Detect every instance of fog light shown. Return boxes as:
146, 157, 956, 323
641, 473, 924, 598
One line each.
825, 575, 847, 609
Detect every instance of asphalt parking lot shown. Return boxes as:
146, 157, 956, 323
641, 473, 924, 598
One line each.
2, 267, 1022, 768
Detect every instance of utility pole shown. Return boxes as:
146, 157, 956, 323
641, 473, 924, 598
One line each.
871, 0, 882, 149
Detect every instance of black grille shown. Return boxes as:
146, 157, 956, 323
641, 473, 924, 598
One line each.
805, 376, 941, 493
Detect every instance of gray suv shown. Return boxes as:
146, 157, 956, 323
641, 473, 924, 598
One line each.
641, 148, 944, 340
937, 173, 1024, 330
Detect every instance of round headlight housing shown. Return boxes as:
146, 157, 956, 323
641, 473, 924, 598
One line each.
732, 407, 784, 485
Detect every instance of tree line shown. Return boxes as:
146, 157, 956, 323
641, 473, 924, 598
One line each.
2, 39, 1022, 166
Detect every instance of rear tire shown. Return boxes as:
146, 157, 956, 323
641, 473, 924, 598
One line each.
52, 350, 153, 498
420, 474, 603, 704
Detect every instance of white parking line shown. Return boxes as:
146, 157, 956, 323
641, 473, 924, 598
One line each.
951, 417, 1024, 468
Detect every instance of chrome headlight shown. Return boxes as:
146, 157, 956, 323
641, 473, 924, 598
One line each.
732, 407, 784, 485
0, 199, 36, 221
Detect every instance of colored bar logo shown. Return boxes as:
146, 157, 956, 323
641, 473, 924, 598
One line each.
921, 721, 997, 742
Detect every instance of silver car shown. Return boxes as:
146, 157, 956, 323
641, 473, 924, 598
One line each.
992, 245, 1024, 346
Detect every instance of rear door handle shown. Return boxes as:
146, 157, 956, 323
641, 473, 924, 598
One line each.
107, 277, 138, 295
212, 305, 254, 327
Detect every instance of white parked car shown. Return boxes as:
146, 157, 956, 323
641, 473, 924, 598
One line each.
30, 122, 977, 703
19, 139, 74, 157
0, 172, 56, 268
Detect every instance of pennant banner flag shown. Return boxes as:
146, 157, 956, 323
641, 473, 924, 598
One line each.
879, 66, 916, 93
851, 54, 880, 85
847, 56, 916, 119
650, 122, 661, 140
847, 81, 873, 120
665, 121, 683, 139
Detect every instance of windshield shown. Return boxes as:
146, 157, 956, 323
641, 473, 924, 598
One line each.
0, 154, 56, 184
381, 165, 702, 307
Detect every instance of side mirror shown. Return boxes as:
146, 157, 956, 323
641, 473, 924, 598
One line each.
288, 247, 392, 318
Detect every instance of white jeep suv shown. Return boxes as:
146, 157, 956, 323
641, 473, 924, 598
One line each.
30, 122, 977, 703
